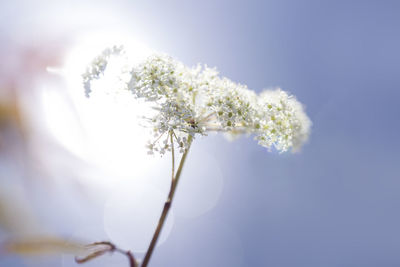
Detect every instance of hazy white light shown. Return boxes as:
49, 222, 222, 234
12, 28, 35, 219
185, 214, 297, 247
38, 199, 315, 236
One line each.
40, 31, 181, 255
42, 31, 157, 185
103, 183, 175, 252
41, 32, 226, 258
174, 145, 224, 218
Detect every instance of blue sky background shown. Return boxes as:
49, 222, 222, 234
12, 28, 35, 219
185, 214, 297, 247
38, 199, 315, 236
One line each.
1, 0, 400, 266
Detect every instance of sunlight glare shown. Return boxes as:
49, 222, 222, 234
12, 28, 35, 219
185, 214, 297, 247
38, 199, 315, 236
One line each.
42, 31, 158, 186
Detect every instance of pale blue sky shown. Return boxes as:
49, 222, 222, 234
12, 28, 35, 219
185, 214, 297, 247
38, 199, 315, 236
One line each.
1, 0, 400, 266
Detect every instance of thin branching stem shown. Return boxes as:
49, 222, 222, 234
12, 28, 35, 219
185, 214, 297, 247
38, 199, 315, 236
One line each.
75, 241, 138, 267
205, 126, 249, 133
199, 112, 216, 123
151, 131, 166, 146
141, 134, 193, 267
114, 246, 137, 267
170, 131, 175, 181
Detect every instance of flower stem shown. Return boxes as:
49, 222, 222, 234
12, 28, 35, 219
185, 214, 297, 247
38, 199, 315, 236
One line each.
75, 241, 138, 267
170, 131, 175, 182
141, 134, 193, 267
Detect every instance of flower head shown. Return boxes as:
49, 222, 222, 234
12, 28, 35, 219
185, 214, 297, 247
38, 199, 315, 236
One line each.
82, 45, 124, 97
255, 89, 311, 152
83, 46, 311, 154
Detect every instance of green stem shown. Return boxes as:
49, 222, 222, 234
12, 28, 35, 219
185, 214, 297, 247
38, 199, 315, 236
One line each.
141, 134, 193, 267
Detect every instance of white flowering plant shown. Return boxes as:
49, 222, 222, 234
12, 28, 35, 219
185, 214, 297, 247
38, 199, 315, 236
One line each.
79, 46, 311, 267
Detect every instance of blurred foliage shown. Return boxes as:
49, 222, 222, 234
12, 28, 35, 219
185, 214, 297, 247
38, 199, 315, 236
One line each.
0, 41, 89, 261
2, 237, 85, 256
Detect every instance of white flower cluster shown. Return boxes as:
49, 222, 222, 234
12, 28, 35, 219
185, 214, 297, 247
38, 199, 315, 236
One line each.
83, 46, 311, 154
127, 54, 203, 154
255, 89, 312, 152
82, 45, 124, 97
